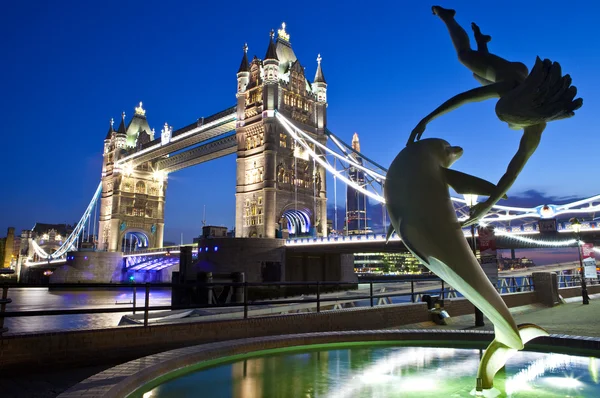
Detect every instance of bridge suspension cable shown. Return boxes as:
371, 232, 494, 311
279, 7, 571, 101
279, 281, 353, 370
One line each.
276, 112, 386, 204
29, 182, 102, 260
276, 112, 600, 232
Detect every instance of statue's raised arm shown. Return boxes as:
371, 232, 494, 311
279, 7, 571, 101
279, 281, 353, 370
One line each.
408, 5, 582, 226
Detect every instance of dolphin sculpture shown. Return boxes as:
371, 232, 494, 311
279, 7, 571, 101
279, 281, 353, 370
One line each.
384, 138, 547, 393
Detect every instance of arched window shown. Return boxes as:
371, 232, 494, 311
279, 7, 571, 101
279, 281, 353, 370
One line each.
135, 181, 146, 194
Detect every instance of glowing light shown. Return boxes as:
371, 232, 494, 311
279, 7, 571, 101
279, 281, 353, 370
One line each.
153, 170, 165, 182
463, 194, 478, 207
135, 101, 146, 116
492, 231, 577, 247
543, 376, 583, 389
123, 163, 134, 176
277, 22, 290, 41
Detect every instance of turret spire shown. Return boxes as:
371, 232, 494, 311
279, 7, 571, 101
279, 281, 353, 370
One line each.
117, 112, 126, 134
314, 53, 326, 84
237, 43, 250, 73
105, 118, 115, 140
264, 29, 278, 60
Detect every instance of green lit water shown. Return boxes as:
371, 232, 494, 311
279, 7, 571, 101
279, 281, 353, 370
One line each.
139, 346, 600, 397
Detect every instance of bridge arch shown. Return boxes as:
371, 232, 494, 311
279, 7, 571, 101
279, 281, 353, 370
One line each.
121, 229, 150, 252
281, 208, 312, 237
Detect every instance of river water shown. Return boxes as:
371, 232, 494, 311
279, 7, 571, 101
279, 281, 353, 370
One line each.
1, 276, 542, 335
3, 287, 171, 334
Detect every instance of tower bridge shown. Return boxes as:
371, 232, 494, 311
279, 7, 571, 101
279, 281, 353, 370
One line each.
19, 23, 600, 284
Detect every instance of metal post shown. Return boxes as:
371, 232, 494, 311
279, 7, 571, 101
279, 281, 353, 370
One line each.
471, 223, 485, 327
334, 158, 338, 232
411, 280, 415, 303
369, 282, 374, 307
143, 283, 150, 327
0, 285, 10, 334
243, 281, 248, 319
577, 239, 590, 305
316, 281, 321, 313
132, 286, 137, 315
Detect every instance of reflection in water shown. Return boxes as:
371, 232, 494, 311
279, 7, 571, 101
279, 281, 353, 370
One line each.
145, 346, 600, 397
5, 287, 171, 333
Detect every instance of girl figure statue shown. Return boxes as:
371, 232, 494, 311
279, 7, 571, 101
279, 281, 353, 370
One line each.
409, 6, 582, 226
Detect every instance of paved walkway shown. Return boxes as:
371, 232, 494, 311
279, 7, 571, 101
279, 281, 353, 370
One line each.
3, 296, 600, 398
400, 294, 600, 338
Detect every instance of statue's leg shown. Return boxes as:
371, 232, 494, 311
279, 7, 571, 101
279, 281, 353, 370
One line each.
473, 73, 493, 86
471, 22, 491, 53
432, 6, 472, 55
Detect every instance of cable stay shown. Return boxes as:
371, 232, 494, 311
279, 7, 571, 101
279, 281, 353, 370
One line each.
30, 182, 102, 260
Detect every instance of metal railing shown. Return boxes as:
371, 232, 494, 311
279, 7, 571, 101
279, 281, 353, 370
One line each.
0, 276, 534, 335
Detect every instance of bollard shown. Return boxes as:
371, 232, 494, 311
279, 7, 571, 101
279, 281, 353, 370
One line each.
370, 282, 374, 307
411, 280, 415, 303
316, 281, 321, 313
0, 285, 11, 334
143, 283, 150, 327
243, 282, 248, 319
132, 286, 137, 315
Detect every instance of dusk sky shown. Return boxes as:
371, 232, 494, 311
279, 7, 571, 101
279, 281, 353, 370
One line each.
1, 1, 598, 249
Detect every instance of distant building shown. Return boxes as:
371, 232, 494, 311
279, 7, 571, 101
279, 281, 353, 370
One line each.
0, 227, 15, 268
19, 223, 74, 262
346, 133, 371, 235
498, 255, 535, 271
202, 226, 228, 238
354, 252, 424, 274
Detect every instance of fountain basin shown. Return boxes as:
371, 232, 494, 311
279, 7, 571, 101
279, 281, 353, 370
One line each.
58, 330, 600, 397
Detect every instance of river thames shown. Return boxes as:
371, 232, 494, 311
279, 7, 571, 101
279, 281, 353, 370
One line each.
3, 287, 171, 334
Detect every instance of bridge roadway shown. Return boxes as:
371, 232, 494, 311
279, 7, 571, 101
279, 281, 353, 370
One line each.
284, 232, 600, 253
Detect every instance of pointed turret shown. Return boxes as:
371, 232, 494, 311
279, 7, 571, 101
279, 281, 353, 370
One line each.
263, 30, 280, 84
236, 44, 250, 94
238, 43, 250, 73
105, 118, 115, 140
313, 54, 328, 103
114, 112, 127, 149
314, 53, 326, 84
264, 30, 278, 61
117, 112, 126, 135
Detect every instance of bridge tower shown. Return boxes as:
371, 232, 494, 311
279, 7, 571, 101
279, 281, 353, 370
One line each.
98, 103, 167, 251
235, 24, 328, 238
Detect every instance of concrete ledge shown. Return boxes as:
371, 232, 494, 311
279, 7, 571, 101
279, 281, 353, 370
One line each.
0, 302, 429, 372
559, 284, 600, 299
0, 291, 542, 373
58, 329, 600, 398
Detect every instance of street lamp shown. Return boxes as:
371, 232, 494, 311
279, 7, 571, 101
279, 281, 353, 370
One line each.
570, 218, 589, 305
463, 194, 485, 326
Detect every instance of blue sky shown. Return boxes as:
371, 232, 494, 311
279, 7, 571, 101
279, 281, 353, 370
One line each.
1, 1, 598, 244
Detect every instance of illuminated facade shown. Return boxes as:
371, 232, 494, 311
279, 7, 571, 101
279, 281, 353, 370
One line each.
0, 227, 15, 268
346, 133, 371, 235
354, 252, 423, 274
99, 103, 166, 251
235, 24, 328, 238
